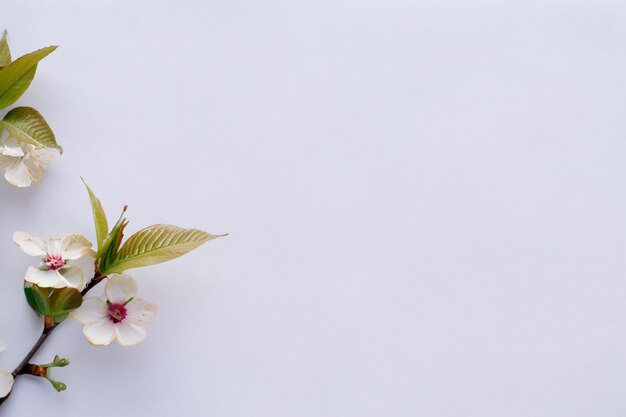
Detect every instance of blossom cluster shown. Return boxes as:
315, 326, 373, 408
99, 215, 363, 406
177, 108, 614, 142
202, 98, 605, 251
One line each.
0, 31, 61, 188
0, 182, 221, 404
0, 232, 160, 398
13, 232, 159, 347
0, 31, 223, 409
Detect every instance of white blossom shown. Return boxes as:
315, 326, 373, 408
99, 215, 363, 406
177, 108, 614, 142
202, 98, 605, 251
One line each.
71, 275, 158, 347
13, 232, 95, 290
0, 342, 14, 398
0, 136, 58, 188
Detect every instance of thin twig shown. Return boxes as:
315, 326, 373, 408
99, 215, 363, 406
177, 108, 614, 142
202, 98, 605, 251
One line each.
12, 326, 55, 377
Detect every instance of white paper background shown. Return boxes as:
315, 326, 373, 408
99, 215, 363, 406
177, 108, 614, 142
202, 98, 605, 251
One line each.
2, 1, 626, 416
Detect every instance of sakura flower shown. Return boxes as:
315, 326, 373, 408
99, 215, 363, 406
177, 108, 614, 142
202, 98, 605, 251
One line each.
0, 342, 14, 398
71, 275, 158, 347
13, 232, 95, 290
0, 136, 59, 188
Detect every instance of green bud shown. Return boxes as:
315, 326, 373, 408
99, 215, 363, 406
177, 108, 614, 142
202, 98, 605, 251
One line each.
40, 355, 70, 368
45, 377, 67, 392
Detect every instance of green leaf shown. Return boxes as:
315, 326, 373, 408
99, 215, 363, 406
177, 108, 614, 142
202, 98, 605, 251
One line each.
1, 65, 36, 108
1, 107, 62, 152
105, 224, 226, 274
98, 207, 128, 273
49, 287, 82, 313
49, 288, 83, 322
82, 179, 109, 255
0, 45, 57, 109
24, 284, 82, 324
24, 283, 51, 316
0, 30, 11, 67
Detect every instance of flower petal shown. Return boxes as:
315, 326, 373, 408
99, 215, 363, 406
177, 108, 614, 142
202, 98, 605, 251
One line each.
20, 147, 57, 185
27, 147, 58, 167
12, 232, 47, 257
0, 137, 24, 157
125, 299, 158, 326
60, 234, 94, 260
4, 159, 32, 187
114, 321, 147, 347
0, 341, 6, 353
0, 369, 13, 398
71, 297, 108, 324
45, 238, 63, 258
59, 264, 84, 290
24, 267, 68, 288
105, 275, 137, 304
83, 317, 116, 346
22, 159, 44, 184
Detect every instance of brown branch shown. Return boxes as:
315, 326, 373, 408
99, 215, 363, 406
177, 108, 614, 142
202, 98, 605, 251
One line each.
12, 326, 56, 378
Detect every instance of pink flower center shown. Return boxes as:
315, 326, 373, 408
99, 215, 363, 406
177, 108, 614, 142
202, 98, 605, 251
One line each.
44, 255, 65, 270
108, 303, 128, 323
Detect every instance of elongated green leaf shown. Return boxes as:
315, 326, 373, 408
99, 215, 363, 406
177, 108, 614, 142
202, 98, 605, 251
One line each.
98, 206, 128, 273
1, 65, 36, 106
105, 224, 225, 274
0, 45, 57, 109
1, 107, 62, 151
0, 30, 11, 67
82, 179, 109, 255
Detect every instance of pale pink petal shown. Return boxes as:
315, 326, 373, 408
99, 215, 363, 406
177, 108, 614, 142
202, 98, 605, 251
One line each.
4, 159, 31, 187
125, 299, 158, 326
114, 321, 147, 347
12, 232, 47, 257
60, 234, 94, 260
28, 147, 58, 167
71, 298, 108, 324
83, 317, 116, 346
22, 158, 44, 184
59, 264, 84, 290
45, 238, 63, 258
24, 267, 67, 288
0, 369, 13, 398
19, 147, 57, 184
105, 275, 137, 304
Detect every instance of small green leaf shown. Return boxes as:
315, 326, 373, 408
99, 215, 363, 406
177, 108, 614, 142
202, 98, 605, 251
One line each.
49, 287, 82, 316
0, 30, 11, 67
82, 179, 109, 255
1, 107, 62, 152
24, 283, 51, 316
98, 207, 128, 273
105, 224, 226, 274
51, 312, 70, 323
0, 45, 57, 109
24, 284, 82, 324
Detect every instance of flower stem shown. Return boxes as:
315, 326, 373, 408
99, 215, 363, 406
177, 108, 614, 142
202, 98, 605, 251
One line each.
0, 273, 105, 406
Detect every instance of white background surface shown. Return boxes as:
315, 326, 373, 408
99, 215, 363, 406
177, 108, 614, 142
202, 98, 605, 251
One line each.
1, 1, 626, 416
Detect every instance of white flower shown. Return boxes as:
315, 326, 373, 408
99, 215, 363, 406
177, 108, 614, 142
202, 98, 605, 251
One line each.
13, 232, 95, 290
0, 342, 14, 398
71, 275, 158, 347
0, 136, 58, 188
